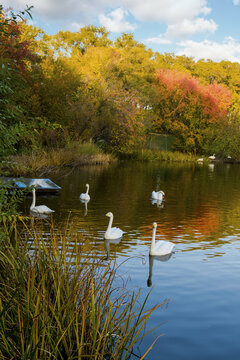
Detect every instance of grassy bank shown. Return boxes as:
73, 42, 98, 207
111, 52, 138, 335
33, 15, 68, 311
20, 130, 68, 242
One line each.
0, 142, 115, 177
0, 142, 212, 178
130, 148, 201, 162
0, 219, 162, 359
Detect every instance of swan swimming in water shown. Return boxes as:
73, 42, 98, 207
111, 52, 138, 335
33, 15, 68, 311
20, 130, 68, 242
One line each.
209, 154, 216, 160
80, 184, 90, 201
151, 198, 164, 208
30, 188, 55, 214
150, 222, 175, 256
104, 212, 124, 240
151, 190, 165, 201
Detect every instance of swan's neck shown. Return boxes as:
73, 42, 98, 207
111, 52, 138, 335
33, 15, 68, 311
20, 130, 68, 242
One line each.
31, 190, 36, 209
157, 192, 162, 200
106, 215, 113, 232
150, 227, 156, 253
86, 185, 89, 195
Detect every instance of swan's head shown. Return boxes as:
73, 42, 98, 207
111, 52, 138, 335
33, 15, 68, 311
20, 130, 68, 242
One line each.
152, 222, 157, 229
106, 212, 113, 217
86, 183, 89, 188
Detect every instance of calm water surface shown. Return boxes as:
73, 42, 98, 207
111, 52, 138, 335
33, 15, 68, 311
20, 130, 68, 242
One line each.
23, 162, 240, 359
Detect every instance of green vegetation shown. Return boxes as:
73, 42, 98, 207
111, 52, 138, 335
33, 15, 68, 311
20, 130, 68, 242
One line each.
2, 5, 240, 168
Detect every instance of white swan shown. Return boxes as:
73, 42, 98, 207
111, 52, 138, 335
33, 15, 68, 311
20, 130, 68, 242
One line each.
151, 190, 165, 201
80, 184, 90, 201
30, 188, 55, 214
104, 212, 124, 240
209, 154, 216, 160
151, 199, 164, 208
150, 222, 175, 256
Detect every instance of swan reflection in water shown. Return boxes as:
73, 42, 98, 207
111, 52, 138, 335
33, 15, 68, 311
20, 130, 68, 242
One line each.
30, 211, 51, 220
147, 253, 173, 287
208, 163, 215, 172
104, 237, 122, 260
80, 198, 89, 216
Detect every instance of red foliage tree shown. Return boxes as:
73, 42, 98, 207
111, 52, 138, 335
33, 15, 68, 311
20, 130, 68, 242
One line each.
0, 10, 36, 71
153, 69, 233, 152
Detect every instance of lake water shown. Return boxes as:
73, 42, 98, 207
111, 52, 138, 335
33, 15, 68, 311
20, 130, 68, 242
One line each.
23, 161, 240, 359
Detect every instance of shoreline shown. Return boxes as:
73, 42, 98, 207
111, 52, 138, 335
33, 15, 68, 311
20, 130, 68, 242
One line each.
1, 146, 239, 178
0, 143, 116, 177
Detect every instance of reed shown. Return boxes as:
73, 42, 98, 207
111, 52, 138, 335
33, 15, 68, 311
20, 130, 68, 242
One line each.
1, 142, 115, 177
0, 219, 162, 359
131, 149, 198, 162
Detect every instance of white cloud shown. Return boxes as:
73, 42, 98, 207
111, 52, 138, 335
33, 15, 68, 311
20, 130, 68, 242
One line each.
2, 0, 211, 24
99, 8, 136, 32
146, 35, 172, 44
1, 0, 109, 21
166, 17, 217, 38
123, 0, 211, 22
2, 0, 216, 40
233, 0, 239, 5
177, 37, 240, 62
146, 16, 217, 44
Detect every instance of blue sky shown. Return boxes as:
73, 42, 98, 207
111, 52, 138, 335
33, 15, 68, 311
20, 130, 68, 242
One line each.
2, 0, 240, 62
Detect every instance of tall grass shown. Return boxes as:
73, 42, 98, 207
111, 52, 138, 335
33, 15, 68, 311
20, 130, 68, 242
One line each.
1, 142, 115, 177
0, 219, 162, 359
131, 148, 199, 162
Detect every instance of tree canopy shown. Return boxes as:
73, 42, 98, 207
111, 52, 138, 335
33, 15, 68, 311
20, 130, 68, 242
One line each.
1, 5, 240, 157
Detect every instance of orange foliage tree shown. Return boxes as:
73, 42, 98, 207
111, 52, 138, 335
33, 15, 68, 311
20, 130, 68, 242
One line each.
152, 69, 233, 152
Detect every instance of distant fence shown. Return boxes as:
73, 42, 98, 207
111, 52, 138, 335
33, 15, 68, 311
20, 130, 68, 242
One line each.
147, 133, 175, 151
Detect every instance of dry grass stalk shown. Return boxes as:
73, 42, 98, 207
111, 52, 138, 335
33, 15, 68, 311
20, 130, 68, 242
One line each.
0, 219, 164, 359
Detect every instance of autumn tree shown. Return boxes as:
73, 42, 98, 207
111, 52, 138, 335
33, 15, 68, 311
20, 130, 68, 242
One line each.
68, 45, 145, 153
0, 6, 38, 157
152, 69, 233, 152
